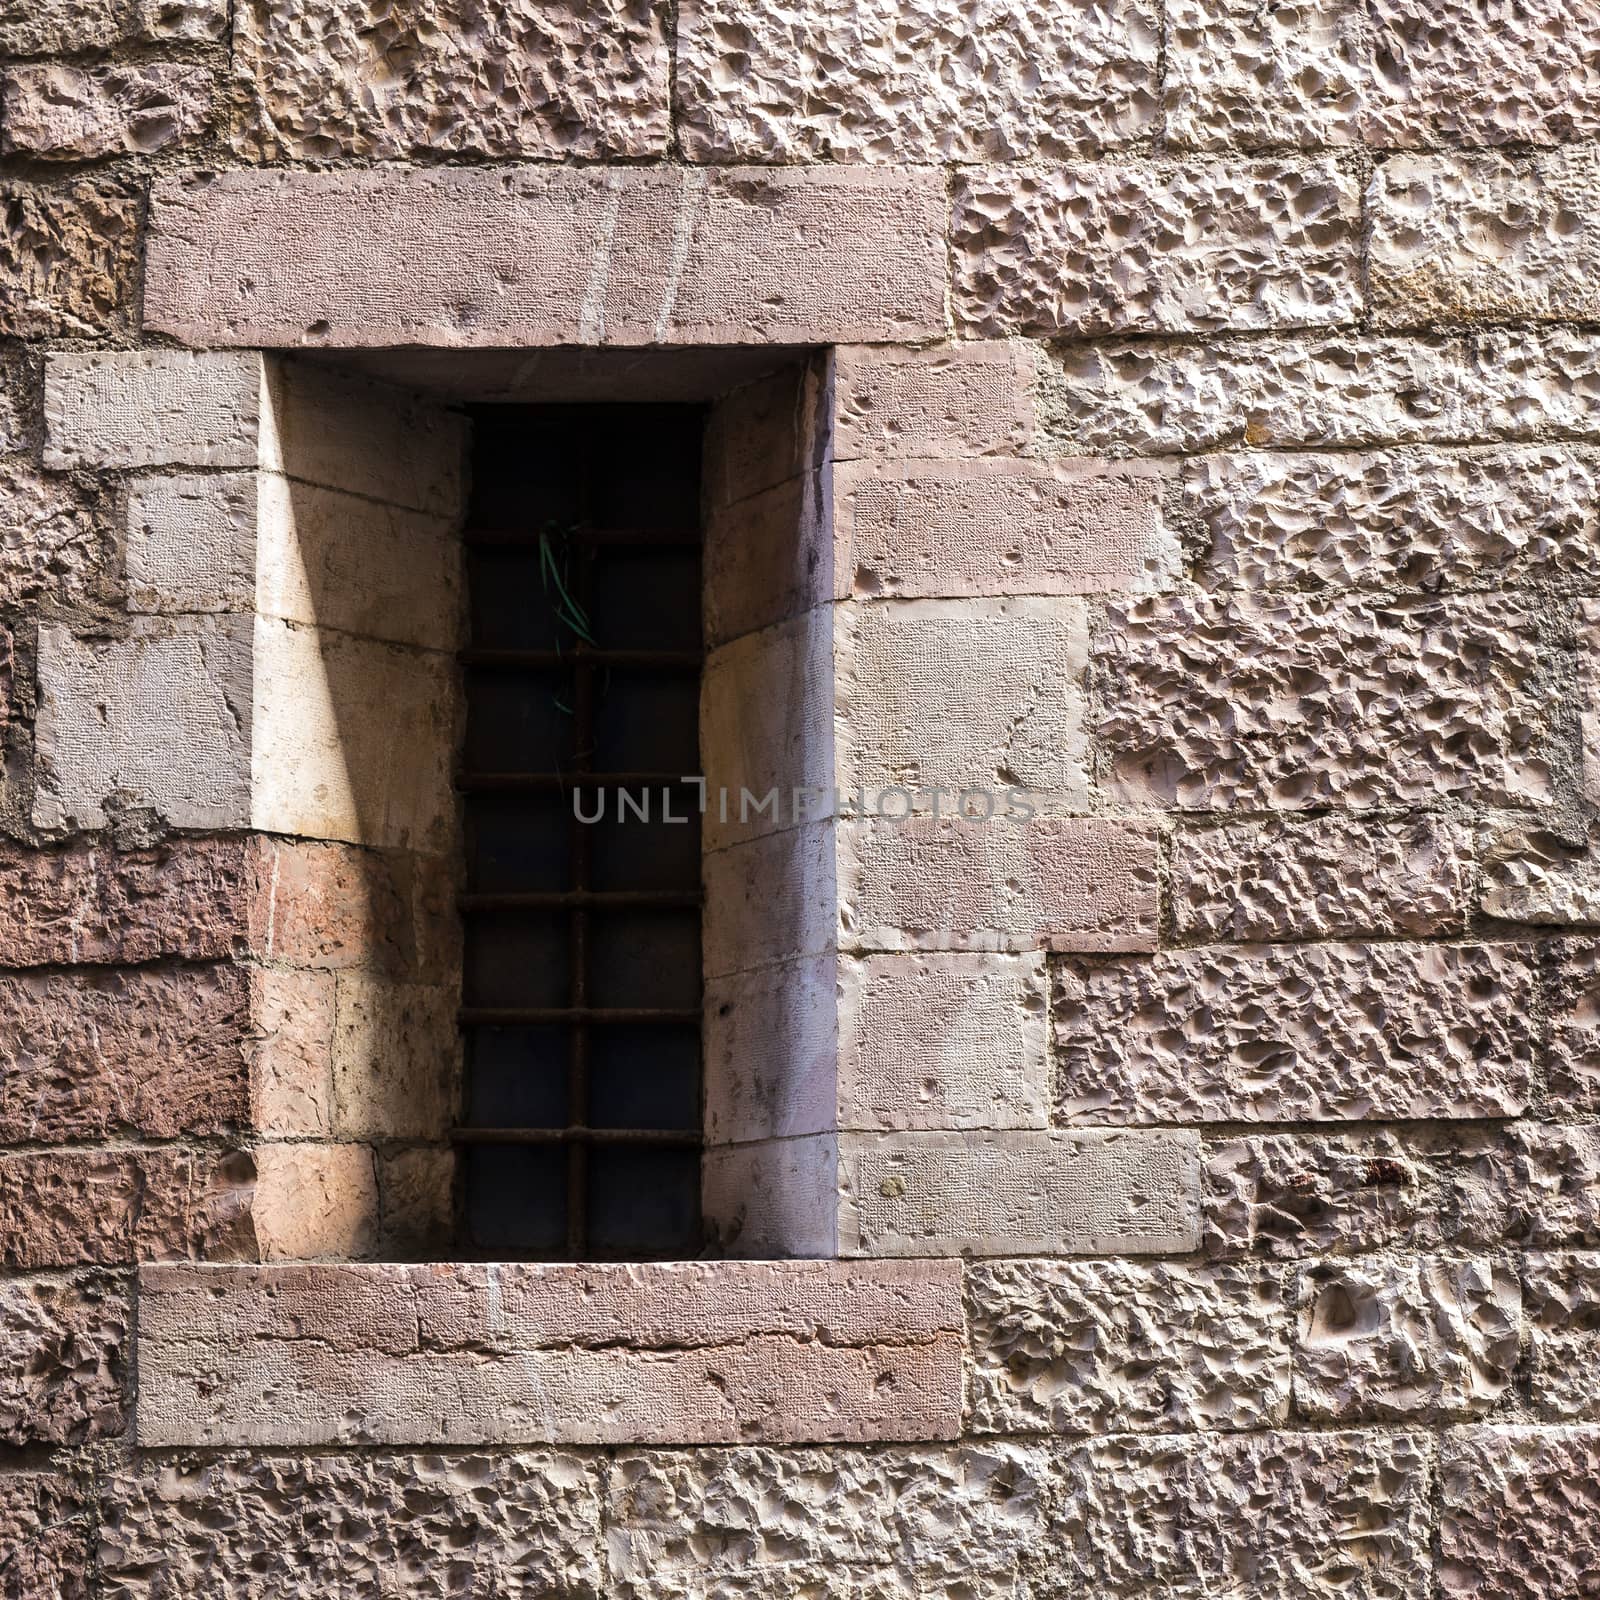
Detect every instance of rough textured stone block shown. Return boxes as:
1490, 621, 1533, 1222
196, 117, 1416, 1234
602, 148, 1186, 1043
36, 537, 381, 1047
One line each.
137, 1260, 963, 1445
1173, 815, 1473, 940
1060, 1429, 1432, 1596
0, 457, 103, 608
0, 965, 249, 1142
1479, 828, 1600, 928
1187, 445, 1600, 592
1294, 1257, 1519, 1421
0, 1275, 126, 1444
0, 1471, 90, 1599
677, 0, 1157, 161
1440, 1426, 1600, 1599
249, 1142, 378, 1262
968, 1260, 1288, 1435
1372, 150, 1600, 327
234, 0, 668, 160
0, 0, 120, 53
836, 459, 1176, 598
145, 166, 947, 348
0, 181, 138, 338
840, 1128, 1200, 1256
1094, 593, 1549, 809
1428, 1123, 1600, 1250
1041, 329, 1600, 455
1, 64, 210, 159
1205, 1132, 1427, 1260
828, 342, 1033, 462
1525, 1253, 1600, 1419
249, 966, 335, 1136
842, 816, 1160, 953
1055, 942, 1533, 1123
952, 161, 1360, 337
138, 0, 227, 37
331, 976, 457, 1138
99, 1452, 602, 1598
1549, 942, 1600, 1112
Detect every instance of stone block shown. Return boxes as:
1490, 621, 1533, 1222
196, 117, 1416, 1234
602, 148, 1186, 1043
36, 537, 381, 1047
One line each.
137, 0, 227, 37
125, 472, 257, 615
233, 0, 669, 160
828, 342, 1033, 462
0, 1275, 126, 1444
248, 966, 335, 1136
701, 1134, 841, 1258
0, 1472, 91, 1599
1549, 941, 1600, 1112
1173, 815, 1473, 940
703, 471, 832, 646
1427, 1123, 1600, 1250
702, 358, 826, 509
136, 1260, 963, 1445
952, 161, 1360, 337
703, 823, 837, 979
1294, 1256, 1519, 1421
1372, 149, 1600, 327
0, 0, 120, 52
1439, 1426, 1600, 1599
0, 965, 250, 1142
1187, 445, 1600, 592
249, 1142, 378, 1261
331, 976, 458, 1138
375, 1146, 455, 1259
1, 64, 210, 160
0, 457, 103, 608
99, 1452, 602, 1598
1525, 1253, 1600, 1420
835, 459, 1176, 598
0, 180, 137, 338
145, 166, 947, 349
840, 1128, 1200, 1256
1055, 942, 1533, 1124
968, 1260, 1289, 1435
841, 815, 1161, 953
678, 0, 1157, 161
1094, 592, 1549, 809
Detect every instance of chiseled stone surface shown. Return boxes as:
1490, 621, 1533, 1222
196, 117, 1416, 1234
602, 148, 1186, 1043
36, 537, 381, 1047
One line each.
0, 180, 138, 338
0, 456, 104, 608
1429, 1123, 1600, 1250
99, 1452, 604, 1599
0, 1274, 126, 1444
1525, 1253, 1600, 1419
0, 1472, 91, 1599
677, 0, 1158, 162
1094, 593, 1550, 809
1172, 816, 1473, 940
1, 63, 210, 160
952, 160, 1360, 337
1059, 1428, 1432, 1596
0, 0, 122, 54
145, 166, 947, 348
233, 0, 668, 160
967, 1260, 1288, 1435
1439, 1426, 1600, 1599
1187, 445, 1600, 592
1371, 149, 1600, 327
1549, 941, 1600, 1112
136, 1260, 964, 1446
1054, 942, 1534, 1124
1294, 1256, 1520, 1421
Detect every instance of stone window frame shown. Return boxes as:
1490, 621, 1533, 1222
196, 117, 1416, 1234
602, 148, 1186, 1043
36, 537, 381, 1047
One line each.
34, 162, 1199, 1448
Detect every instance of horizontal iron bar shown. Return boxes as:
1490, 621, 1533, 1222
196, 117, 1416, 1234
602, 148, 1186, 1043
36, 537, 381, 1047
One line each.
451, 1126, 703, 1147
465, 527, 700, 549
462, 889, 700, 912
456, 771, 698, 793
462, 648, 701, 671
461, 1006, 701, 1027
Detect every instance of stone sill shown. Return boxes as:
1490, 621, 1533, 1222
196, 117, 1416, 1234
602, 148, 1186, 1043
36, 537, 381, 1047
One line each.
135, 1259, 963, 1448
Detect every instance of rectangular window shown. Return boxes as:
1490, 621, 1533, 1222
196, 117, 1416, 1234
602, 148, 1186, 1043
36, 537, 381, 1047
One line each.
455, 406, 706, 1260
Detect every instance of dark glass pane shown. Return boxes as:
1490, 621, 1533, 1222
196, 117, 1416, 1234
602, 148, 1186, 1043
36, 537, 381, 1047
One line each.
464, 1146, 567, 1255
586, 1145, 700, 1257
466, 796, 570, 892
591, 671, 699, 773
589, 909, 700, 1011
465, 1027, 569, 1127
464, 911, 569, 1009
588, 788, 701, 891
590, 1025, 700, 1131
464, 669, 574, 774
589, 550, 702, 652
467, 550, 565, 651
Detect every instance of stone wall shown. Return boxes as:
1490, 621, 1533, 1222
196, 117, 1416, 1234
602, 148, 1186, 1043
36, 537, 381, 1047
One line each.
4, 0, 1600, 1594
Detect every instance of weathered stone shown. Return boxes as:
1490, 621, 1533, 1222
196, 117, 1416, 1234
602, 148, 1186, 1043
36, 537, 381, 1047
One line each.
1205, 1133, 1428, 1260
1173, 815, 1473, 940
1294, 1257, 1519, 1421
703, 470, 830, 646
249, 1142, 377, 1262
0, 181, 138, 338
606, 1441, 1054, 1598
0, 966, 249, 1142
1480, 828, 1600, 927
0, 1275, 126, 1444
137, 1260, 963, 1445
1428, 1123, 1600, 1250
840, 1128, 1200, 1256
0, 0, 119, 56
952, 161, 1360, 337
1, 64, 210, 160
702, 1135, 842, 1259
331, 976, 457, 1138
0, 1472, 90, 1599
1525, 1253, 1600, 1420
233, 0, 669, 160
1040, 329, 1600, 456
375, 1146, 454, 1259
1060, 1429, 1432, 1596
249, 967, 335, 1136
1439, 1426, 1600, 1599
138, 0, 227, 37
1372, 150, 1600, 327
677, 0, 1157, 162
968, 1260, 1288, 1435
1187, 445, 1600, 591
0, 456, 103, 607
99, 1452, 603, 1598
1055, 942, 1533, 1123
1549, 941, 1600, 1112
1094, 593, 1549, 809
0, 1150, 255, 1270
835, 459, 1176, 598
145, 166, 947, 349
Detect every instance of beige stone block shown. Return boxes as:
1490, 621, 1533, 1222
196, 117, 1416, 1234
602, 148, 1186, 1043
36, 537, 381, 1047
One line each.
0, 179, 137, 339
249, 1142, 378, 1261
248, 966, 334, 1137
703, 823, 838, 979
145, 166, 947, 349
704, 471, 833, 647
701, 1135, 840, 1257
332, 976, 458, 1139
0, 63, 209, 160
126, 472, 258, 614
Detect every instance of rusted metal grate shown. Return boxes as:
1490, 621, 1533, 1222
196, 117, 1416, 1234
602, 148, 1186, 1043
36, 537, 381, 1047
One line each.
454, 407, 705, 1259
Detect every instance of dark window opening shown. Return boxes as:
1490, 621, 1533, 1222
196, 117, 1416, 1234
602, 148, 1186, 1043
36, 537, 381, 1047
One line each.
455, 406, 706, 1260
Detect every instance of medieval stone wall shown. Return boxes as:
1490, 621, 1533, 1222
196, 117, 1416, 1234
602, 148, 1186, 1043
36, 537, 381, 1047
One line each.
3, 0, 1600, 1594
